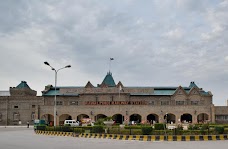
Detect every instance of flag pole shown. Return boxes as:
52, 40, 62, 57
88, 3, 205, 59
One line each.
109, 59, 111, 72
109, 58, 114, 72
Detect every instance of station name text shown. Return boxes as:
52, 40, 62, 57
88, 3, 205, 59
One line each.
85, 101, 147, 105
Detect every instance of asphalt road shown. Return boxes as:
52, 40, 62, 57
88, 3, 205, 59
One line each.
0, 127, 228, 149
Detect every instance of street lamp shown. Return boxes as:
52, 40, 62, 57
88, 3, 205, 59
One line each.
44, 61, 71, 127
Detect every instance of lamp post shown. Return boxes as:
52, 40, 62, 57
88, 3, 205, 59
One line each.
44, 61, 71, 127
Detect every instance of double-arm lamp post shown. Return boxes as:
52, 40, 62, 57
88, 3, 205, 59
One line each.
44, 61, 71, 127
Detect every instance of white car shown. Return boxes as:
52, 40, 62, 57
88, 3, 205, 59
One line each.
64, 120, 80, 126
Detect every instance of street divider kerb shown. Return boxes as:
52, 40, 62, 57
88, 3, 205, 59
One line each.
35, 130, 228, 141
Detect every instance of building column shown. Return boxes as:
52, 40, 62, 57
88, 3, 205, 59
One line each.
124, 115, 129, 124
141, 115, 147, 123
175, 114, 181, 124
159, 112, 165, 123
72, 115, 77, 121
211, 105, 215, 123
192, 114, 198, 124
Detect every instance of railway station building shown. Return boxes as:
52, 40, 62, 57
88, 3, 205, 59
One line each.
1, 72, 228, 126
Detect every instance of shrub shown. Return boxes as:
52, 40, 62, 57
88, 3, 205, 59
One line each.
95, 119, 105, 125
154, 123, 165, 130
61, 126, 72, 132
188, 124, 194, 130
64, 124, 71, 127
152, 130, 172, 135
130, 129, 142, 135
73, 128, 83, 134
201, 124, 209, 130
215, 126, 224, 134
109, 127, 120, 134
92, 125, 104, 133
120, 129, 142, 135
124, 126, 141, 129
141, 126, 153, 135
173, 125, 183, 135
45, 126, 54, 131
224, 128, 228, 134
36, 125, 46, 131
104, 116, 113, 121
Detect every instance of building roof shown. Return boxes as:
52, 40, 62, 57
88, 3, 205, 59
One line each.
43, 90, 79, 96
189, 81, 198, 88
16, 81, 31, 89
42, 73, 211, 97
42, 86, 210, 96
101, 72, 116, 87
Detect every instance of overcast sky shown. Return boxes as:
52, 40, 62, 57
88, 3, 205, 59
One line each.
0, 0, 228, 105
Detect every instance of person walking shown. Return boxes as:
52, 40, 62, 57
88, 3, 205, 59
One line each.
27, 121, 29, 128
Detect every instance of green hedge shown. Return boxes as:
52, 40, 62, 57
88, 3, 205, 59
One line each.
92, 125, 104, 133
73, 128, 83, 133
154, 123, 166, 130
215, 126, 224, 134
141, 126, 153, 135
36, 126, 46, 131
124, 126, 142, 129
36, 125, 228, 135
120, 129, 142, 135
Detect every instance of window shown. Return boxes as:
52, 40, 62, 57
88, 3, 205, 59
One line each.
176, 101, 185, 105
70, 101, 78, 105
95, 96, 98, 102
14, 106, 18, 109
13, 112, 20, 121
191, 101, 199, 105
56, 101, 63, 105
161, 101, 169, 105
31, 112, 35, 120
216, 115, 228, 120
149, 101, 155, 105
32, 105, 35, 108
0, 113, 2, 121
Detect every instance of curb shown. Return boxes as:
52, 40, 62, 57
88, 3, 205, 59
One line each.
35, 130, 228, 141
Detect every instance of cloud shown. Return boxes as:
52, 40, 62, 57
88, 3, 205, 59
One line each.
162, 28, 184, 39
225, 56, 228, 62
0, 0, 228, 105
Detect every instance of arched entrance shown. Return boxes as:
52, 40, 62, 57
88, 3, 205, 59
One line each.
96, 114, 107, 121
164, 113, 176, 124
59, 114, 72, 126
181, 113, 192, 123
112, 114, 123, 124
130, 114, 141, 124
41, 114, 53, 126
147, 114, 159, 124
197, 113, 209, 123
77, 114, 89, 121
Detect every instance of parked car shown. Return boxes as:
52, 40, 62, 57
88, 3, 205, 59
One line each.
64, 120, 80, 126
